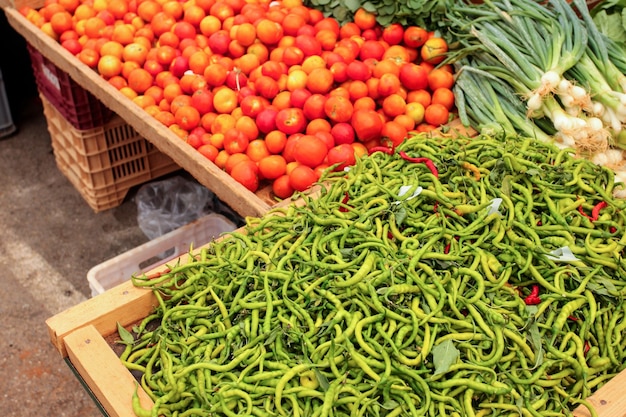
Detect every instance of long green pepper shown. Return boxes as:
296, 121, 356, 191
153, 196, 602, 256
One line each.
125, 132, 626, 416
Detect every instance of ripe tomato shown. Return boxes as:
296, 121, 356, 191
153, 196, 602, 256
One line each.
351, 109, 383, 142
427, 69, 455, 91
258, 154, 287, 180
431, 87, 455, 110
230, 160, 259, 192
381, 121, 408, 148
246, 139, 270, 162
331, 122, 355, 145
272, 174, 294, 199
264, 130, 287, 154
223, 129, 250, 154
403, 26, 428, 48
255, 108, 279, 134
275, 107, 306, 135
353, 8, 377, 31
292, 134, 328, 168
382, 23, 404, 45
303, 94, 328, 121
424, 103, 450, 126
289, 165, 318, 192
324, 95, 353, 123
174, 105, 201, 131
421, 37, 449, 65
399, 63, 429, 91
197, 144, 219, 161
326, 143, 356, 171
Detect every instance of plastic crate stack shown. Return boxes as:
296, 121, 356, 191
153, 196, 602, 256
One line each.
27, 44, 180, 212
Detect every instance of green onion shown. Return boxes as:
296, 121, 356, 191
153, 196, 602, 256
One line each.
446, 0, 626, 184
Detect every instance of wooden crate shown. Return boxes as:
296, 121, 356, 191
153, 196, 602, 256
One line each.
3, 2, 274, 219
45, 237, 626, 417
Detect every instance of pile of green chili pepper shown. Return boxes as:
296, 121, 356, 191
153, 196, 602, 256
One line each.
124, 132, 626, 417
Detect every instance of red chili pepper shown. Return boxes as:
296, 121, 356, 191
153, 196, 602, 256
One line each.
584, 341, 591, 356
368, 146, 395, 155
591, 201, 607, 221
568, 315, 579, 321
579, 201, 608, 221
610, 226, 617, 233
339, 192, 350, 212
145, 268, 171, 280
524, 284, 541, 305
398, 151, 439, 178
444, 242, 451, 254
578, 205, 593, 221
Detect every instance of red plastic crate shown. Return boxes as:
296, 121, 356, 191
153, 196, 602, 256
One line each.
27, 43, 113, 130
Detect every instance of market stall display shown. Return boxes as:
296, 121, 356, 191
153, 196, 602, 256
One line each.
1, 0, 623, 414
46, 131, 626, 416
14, 0, 457, 212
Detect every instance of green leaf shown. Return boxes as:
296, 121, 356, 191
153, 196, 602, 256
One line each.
380, 400, 400, 410
395, 206, 407, 225
362, 1, 377, 12
586, 282, 610, 297
593, 10, 626, 44
525, 304, 539, 317
527, 322, 544, 367
432, 339, 460, 375
343, 0, 361, 12
117, 322, 135, 345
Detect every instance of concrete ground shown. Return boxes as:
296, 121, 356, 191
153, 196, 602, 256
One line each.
0, 15, 239, 416
0, 93, 148, 417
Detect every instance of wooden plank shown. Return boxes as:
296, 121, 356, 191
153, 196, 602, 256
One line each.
46, 279, 158, 357
573, 370, 626, 417
0, 0, 44, 10
64, 325, 154, 417
3, 7, 273, 219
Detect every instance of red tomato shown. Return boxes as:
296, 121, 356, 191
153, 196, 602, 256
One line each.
275, 107, 307, 135
272, 174, 294, 199
230, 160, 259, 192
289, 165, 318, 191
223, 129, 250, 154
326, 143, 356, 171
258, 155, 287, 180
293, 135, 328, 168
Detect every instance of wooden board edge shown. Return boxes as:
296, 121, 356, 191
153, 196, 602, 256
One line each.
46, 279, 158, 357
573, 368, 626, 417
64, 324, 154, 417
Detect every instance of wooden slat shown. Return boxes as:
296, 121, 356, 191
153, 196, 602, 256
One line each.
3, 7, 273, 219
46, 279, 158, 357
573, 370, 626, 417
64, 325, 154, 417
0, 0, 44, 10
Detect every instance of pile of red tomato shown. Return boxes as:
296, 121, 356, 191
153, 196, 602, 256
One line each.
21, 0, 455, 198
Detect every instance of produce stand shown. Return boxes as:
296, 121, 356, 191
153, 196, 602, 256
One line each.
45, 233, 626, 417
9, 0, 626, 413
1, 0, 274, 218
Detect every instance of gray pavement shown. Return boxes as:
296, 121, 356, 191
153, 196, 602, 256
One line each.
0, 92, 151, 416
0, 19, 171, 413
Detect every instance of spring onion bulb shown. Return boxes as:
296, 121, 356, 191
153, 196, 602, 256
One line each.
447, 0, 626, 189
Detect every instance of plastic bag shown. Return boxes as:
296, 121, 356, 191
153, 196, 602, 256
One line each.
135, 175, 218, 240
